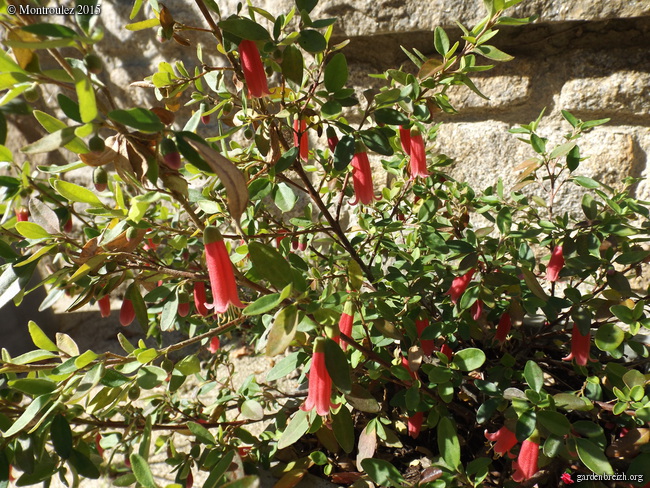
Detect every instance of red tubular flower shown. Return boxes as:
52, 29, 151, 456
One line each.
409, 128, 429, 179
178, 301, 190, 317
120, 298, 135, 327
446, 268, 476, 305
545, 244, 565, 282
415, 317, 435, 356
512, 439, 540, 482
95, 434, 104, 457
349, 150, 379, 205
193, 282, 209, 316
293, 119, 309, 161
301, 337, 339, 416
562, 324, 594, 366
472, 299, 484, 321
399, 126, 411, 155
238, 40, 269, 98
495, 313, 512, 343
204, 226, 244, 313
485, 426, 518, 458
337, 302, 354, 351
208, 336, 220, 353
98, 295, 111, 318
440, 343, 453, 361
326, 127, 339, 152
408, 411, 424, 439
401, 356, 417, 381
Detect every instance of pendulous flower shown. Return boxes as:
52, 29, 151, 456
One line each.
238, 40, 270, 98
495, 313, 512, 343
349, 148, 379, 206
472, 299, 484, 321
562, 324, 594, 366
208, 336, 220, 354
545, 244, 565, 282
326, 127, 339, 152
485, 426, 518, 458
512, 439, 540, 482
294, 119, 309, 161
440, 343, 453, 361
409, 128, 429, 179
120, 298, 135, 327
301, 337, 339, 416
408, 411, 424, 439
336, 301, 354, 351
415, 316, 435, 356
193, 282, 209, 317
203, 226, 244, 314
98, 295, 111, 318
399, 126, 411, 155
446, 268, 476, 305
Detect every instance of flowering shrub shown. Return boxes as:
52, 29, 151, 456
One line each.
0, 0, 649, 487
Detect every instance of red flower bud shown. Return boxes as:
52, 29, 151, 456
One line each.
545, 244, 564, 282
446, 268, 475, 305
98, 295, 111, 318
203, 226, 244, 313
301, 337, 340, 416
16, 206, 29, 222
178, 301, 190, 317
408, 411, 424, 439
193, 282, 209, 317
64, 216, 73, 233
239, 40, 270, 98
293, 119, 309, 161
120, 298, 135, 326
495, 313, 512, 343
440, 343, 453, 361
471, 299, 484, 321
327, 127, 339, 152
415, 316, 435, 356
208, 336, 220, 353
336, 303, 354, 351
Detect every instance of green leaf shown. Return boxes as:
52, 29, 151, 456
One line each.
137, 366, 167, 389
5, 349, 57, 366
537, 410, 571, 437
333, 135, 355, 170
176, 355, 200, 376
72, 67, 97, 123
323, 338, 351, 393
438, 417, 461, 470
523, 360, 543, 393
361, 458, 405, 488
188, 421, 216, 444
57, 93, 82, 123
68, 449, 100, 479
51, 414, 73, 459
296, 0, 318, 13
332, 406, 354, 453
7, 378, 56, 396
15, 221, 50, 239
281, 45, 304, 86
108, 108, 164, 133
130, 454, 158, 488
21, 128, 77, 154
298, 29, 327, 53
249, 241, 292, 289
373, 108, 408, 126
474, 44, 513, 61
496, 207, 512, 235
434, 26, 450, 55
53, 179, 104, 206
3, 394, 52, 437
550, 141, 576, 159
241, 399, 264, 421
521, 267, 549, 302
575, 438, 614, 475
595, 323, 625, 351
572, 176, 600, 189
278, 409, 309, 450
220, 476, 260, 488
530, 133, 546, 154
272, 147, 298, 175
267, 351, 307, 382
345, 384, 381, 413
243, 292, 282, 315
452, 348, 486, 371
266, 305, 299, 356
219, 17, 270, 40
22, 23, 78, 38
324, 53, 348, 92
273, 182, 297, 212
360, 128, 394, 156
204, 450, 235, 488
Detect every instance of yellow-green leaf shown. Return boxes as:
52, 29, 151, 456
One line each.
28, 320, 58, 351
72, 67, 97, 123
14, 221, 50, 239
53, 179, 104, 206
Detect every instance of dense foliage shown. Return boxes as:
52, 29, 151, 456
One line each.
0, 0, 648, 487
